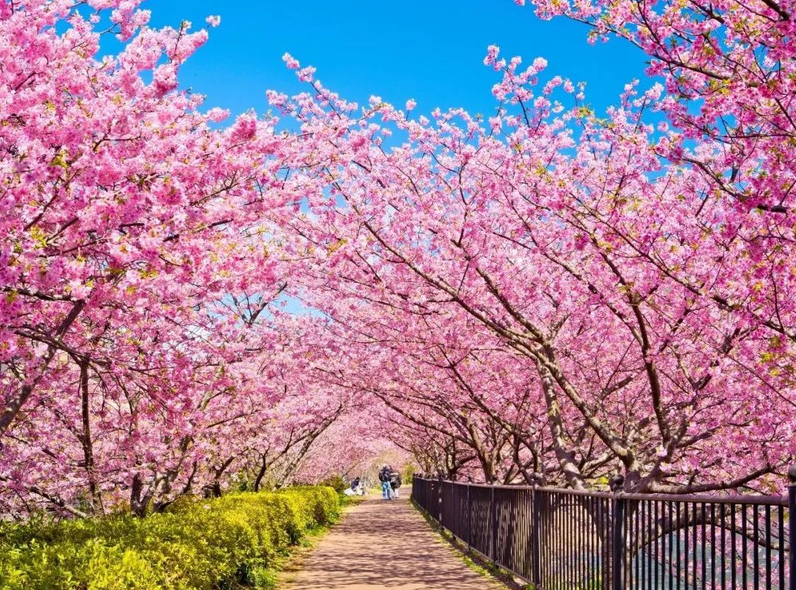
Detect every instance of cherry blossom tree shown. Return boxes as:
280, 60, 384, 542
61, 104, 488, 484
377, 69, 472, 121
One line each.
0, 0, 353, 516
267, 44, 795, 492
4, 0, 796, 518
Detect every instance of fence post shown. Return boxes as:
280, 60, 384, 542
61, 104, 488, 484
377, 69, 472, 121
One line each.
466, 479, 472, 551
490, 482, 496, 564
610, 475, 626, 590
531, 483, 542, 588
437, 474, 444, 529
789, 465, 796, 590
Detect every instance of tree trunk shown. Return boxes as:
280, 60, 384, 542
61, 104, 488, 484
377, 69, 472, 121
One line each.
78, 358, 103, 514
254, 454, 269, 492
130, 473, 152, 517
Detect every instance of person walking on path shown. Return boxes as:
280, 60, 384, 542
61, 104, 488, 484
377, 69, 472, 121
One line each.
379, 465, 393, 500
389, 469, 402, 499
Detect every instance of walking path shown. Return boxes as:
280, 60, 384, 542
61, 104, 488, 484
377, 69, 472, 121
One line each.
287, 493, 505, 589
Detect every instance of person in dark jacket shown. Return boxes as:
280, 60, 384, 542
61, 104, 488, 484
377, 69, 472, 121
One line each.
379, 465, 393, 500
389, 470, 402, 499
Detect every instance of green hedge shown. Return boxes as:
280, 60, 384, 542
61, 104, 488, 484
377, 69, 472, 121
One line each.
0, 486, 339, 590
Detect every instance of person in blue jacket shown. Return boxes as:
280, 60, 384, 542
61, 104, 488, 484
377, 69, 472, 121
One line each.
378, 465, 393, 500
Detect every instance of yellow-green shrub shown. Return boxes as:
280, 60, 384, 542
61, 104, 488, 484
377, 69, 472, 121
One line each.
0, 486, 339, 590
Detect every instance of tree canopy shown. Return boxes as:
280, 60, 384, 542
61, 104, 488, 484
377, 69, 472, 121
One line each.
1, 0, 794, 516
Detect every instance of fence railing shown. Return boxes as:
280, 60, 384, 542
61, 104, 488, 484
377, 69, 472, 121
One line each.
412, 475, 796, 590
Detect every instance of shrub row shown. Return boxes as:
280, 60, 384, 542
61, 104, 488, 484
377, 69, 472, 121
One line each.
0, 486, 340, 590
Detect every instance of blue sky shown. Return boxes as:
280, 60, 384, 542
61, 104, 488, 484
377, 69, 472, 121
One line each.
144, 0, 649, 120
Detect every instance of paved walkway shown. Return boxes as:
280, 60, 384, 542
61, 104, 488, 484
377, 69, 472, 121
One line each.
287, 493, 504, 589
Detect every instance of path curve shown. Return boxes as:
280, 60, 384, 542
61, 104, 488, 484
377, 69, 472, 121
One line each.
287, 493, 504, 589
